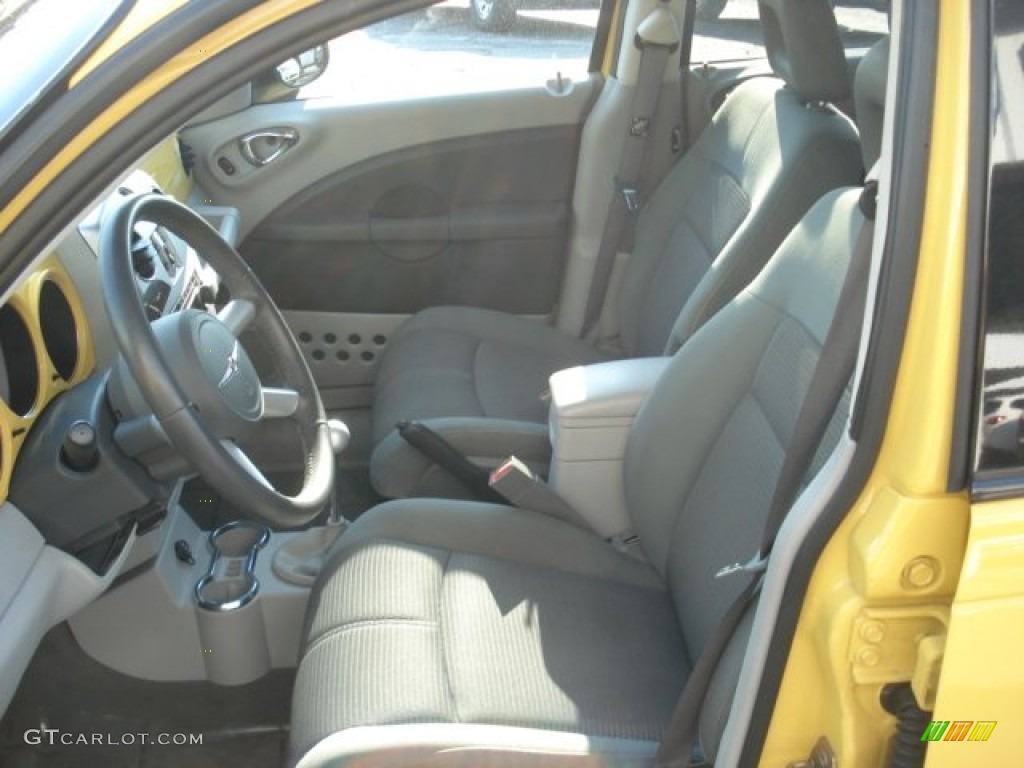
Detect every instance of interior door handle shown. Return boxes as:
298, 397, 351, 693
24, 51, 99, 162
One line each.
238, 127, 299, 167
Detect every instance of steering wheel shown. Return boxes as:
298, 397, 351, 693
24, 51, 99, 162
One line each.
99, 193, 333, 527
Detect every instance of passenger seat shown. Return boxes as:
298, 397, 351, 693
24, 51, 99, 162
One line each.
370, 0, 863, 499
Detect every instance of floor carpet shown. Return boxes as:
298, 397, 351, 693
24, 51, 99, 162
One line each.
0, 625, 295, 767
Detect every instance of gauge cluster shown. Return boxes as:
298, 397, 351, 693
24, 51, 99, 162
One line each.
0, 256, 96, 501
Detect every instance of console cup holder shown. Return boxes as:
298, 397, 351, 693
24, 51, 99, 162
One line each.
194, 520, 272, 685
195, 520, 269, 611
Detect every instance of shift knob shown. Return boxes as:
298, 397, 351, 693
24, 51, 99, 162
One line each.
61, 419, 99, 472
327, 419, 350, 455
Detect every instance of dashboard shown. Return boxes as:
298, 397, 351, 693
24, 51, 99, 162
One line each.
0, 257, 95, 501
0, 138, 225, 507
0, 134, 244, 555
0, 136, 248, 715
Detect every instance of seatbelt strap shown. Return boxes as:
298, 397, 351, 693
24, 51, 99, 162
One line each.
675, 0, 697, 155
654, 182, 878, 767
396, 421, 505, 504
581, 5, 680, 335
489, 456, 595, 531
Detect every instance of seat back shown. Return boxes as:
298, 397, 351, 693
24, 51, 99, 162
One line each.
616, 0, 861, 359
686, 40, 891, 761
623, 185, 866, 675
855, 36, 891, 171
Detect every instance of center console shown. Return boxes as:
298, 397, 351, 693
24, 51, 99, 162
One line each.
67, 420, 352, 686
547, 357, 671, 538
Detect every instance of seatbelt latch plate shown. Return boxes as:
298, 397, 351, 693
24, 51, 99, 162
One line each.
619, 185, 641, 213
715, 551, 768, 579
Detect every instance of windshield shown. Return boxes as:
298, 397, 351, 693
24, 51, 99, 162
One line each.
0, 0, 123, 145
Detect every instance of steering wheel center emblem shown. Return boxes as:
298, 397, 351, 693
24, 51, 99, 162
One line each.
219, 341, 241, 389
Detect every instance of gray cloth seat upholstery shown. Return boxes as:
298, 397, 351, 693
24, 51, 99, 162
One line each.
294, 502, 686, 754
369, 0, 863, 499
371, 307, 604, 497
855, 36, 890, 170
291, 185, 870, 767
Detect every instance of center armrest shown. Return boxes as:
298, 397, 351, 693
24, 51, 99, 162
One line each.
550, 356, 671, 419
547, 357, 671, 538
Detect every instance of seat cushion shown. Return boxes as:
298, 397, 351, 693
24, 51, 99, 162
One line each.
370, 307, 603, 497
290, 500, 687, 767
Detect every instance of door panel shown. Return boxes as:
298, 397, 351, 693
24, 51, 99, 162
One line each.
241, 126, 578, 316
182, 80, 596, 241
182, 79, 597, 403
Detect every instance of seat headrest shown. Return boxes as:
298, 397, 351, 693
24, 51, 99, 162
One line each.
758, 0, 850, 104
854, 37, 890, 169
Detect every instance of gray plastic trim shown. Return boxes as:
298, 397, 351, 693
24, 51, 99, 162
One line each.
69, 501, 323, 683
548, 358, 671, 538
283, 311, 410, 391
0, 501, 136, 717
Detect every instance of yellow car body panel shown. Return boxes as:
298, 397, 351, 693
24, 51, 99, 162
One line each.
930, 498, 1024, 764
139, 137, 194, 202
760, 1, 994, 765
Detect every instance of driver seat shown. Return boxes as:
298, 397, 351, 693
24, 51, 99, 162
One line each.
289, 186, 870, 766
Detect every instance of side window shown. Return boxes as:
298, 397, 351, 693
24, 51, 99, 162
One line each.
294, 1, 600, 104
692, 0, 888, 63
974, 0, 1024, 475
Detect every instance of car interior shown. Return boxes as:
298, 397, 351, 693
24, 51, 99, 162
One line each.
0, 0, 896, 765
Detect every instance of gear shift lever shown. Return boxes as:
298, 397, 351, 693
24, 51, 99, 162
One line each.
325, 419, 350, 525
272, 418, 351, 586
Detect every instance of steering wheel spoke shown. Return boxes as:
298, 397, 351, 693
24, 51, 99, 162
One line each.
220, 439, 274, 490
262, 387, 300, 419
217, 298, 256, 335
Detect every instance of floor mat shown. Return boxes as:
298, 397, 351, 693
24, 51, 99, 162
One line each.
0, 625, 294, 767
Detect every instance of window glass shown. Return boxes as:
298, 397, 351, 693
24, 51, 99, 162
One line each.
297, 0, 599, 104
293, 1, 887, 105
975, 0, 1024, 474
692, 0, 888, 63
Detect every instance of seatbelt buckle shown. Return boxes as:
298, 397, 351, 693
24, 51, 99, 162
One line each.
490, 457, 588, 530
715, 551, 768, 579
618, 184, 641, 213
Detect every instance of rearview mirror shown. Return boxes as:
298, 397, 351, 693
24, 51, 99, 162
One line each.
275, 45, 329, 89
